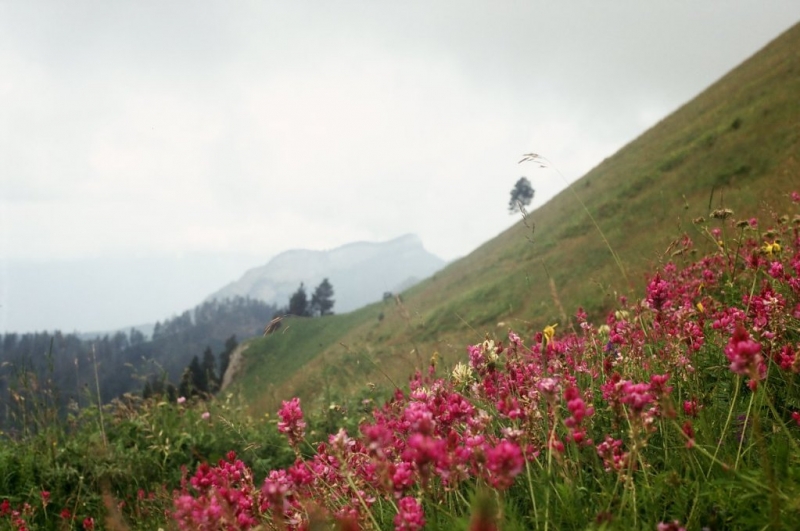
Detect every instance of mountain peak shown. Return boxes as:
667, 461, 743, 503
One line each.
207, 235, 445, 313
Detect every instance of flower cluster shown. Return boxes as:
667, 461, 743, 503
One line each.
171, 196, 800, 529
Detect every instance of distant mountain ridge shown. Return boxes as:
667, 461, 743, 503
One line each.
207, 234, 446, 312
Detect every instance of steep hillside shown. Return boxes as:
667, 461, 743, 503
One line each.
231, 22, 800, 416
207, 234, 445, 313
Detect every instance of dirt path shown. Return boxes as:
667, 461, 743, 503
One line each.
221, 342, 251, 391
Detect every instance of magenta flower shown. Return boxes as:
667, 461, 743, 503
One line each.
724, 327, 764, 390
394, 497, 425, 531
278, 397, 307, 447
657, 520, 686, 531
485, 439, 524, 490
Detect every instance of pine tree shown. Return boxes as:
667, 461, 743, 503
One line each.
310, 278, 335, 316
201, 346, 220, 393
218, 335, 238, 381
289, 283, 310, 316
508, 177, 535, 213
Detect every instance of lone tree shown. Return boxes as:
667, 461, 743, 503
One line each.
288, 283, 310, 316
310, 278, 335, 316
508, 176, 534, 213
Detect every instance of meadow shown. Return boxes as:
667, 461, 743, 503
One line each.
3, 22, 799, 530
3, 192, 800, 530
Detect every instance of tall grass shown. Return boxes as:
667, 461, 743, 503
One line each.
167, 192, 800, 530
3, 192, 800, 529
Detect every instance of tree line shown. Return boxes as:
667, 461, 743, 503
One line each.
279, 278, 335, 318
0, 296, 275, 428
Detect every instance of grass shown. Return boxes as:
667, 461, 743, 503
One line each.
3, 19, 800, 531
171, 200, 800, 529
229, 22, 800, 419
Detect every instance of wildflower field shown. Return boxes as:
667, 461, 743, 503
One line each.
4, 193, 800, 530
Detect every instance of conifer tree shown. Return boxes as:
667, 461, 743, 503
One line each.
289, 283, 310, 316
310, 278, 335, 316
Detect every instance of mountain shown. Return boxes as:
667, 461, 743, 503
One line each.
229, 21, 800, 416
207, 234, 446, 313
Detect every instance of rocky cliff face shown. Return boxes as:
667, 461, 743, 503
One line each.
206, 234, 446, 313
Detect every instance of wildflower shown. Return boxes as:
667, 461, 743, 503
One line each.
537, 377, 560, 397
83, 517, 95, 530
768, 261, 784, 278
278, 397, 307, 447
394, 497, 425, 531
564, 385, 594, 444
201, 411, 210, 420
452, 362, 473, 385
485, 439, 524, 490
40, 491, 50, 507
762, 241, 781, 256
543, 324, 557, 345
0, 500, 10, 517
646, 273, 671, 311
683, 399, 700, 417
682, 421, 695, 448
792, 412, 800, 426
710, 208, 733, 219
59, 508, 71, 519
177, 396, 186, 404
596, 436, 628, 472
724, 327, 764, 390
657, 521, 686, 531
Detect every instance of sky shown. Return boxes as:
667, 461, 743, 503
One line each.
2, 2, 800, 333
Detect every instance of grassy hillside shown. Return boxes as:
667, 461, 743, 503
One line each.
232, 21, 800, 417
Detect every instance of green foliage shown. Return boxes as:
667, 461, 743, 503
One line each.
0, 390, 293, 529
509, 176, 535, 213
288, 282, 310, 317
227, 21, 800, 422
310, 278, 336, 316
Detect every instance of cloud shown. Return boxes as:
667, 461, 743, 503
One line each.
2, 1, 800, 330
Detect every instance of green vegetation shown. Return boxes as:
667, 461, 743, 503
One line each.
2, 19, 800, 531
231, 22, 800, 417
0, 390, 293, 530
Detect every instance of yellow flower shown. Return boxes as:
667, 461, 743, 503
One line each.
762, 241, 781, 256
543, 324, 557, 345
696, 302, 704, 313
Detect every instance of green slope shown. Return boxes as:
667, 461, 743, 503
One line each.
232, 21, 800, 417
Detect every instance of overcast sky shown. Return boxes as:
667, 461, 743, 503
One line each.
2, 2, 800, 333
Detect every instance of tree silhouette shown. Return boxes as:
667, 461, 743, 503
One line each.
310, 278, 335, 316
508, 177, 534, 213
289, 283, 310, 316
201, 346, 220, 393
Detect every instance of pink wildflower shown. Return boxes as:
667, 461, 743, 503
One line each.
683, 399, 700, 417
657, 520, 686, 531
394, 497, 425, 531
682, 421, 695, 448
596, 436, 628, 472
278, 397, 307, 447
564, 385, 594, 444
724, 327, 764, 390
485, 439, 524, 490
